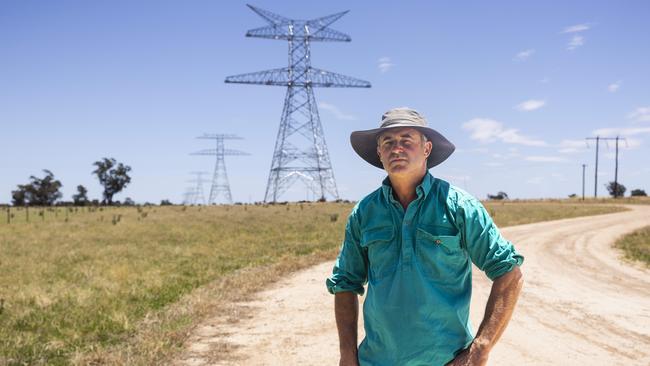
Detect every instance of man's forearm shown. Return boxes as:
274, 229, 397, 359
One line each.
335, 291, 359, 360
473, 266, 524, 352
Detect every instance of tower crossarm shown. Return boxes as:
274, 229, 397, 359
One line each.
197, 133, 243, 140
245, 5, 351, 42
306, 10, 348, 35
190, 149, 218, 156
308, 28, 351, 42
191, 149, 249, 156
307, 68, 371, 88
225, 68, 290, 86
225, 67, 370, 88
247, 24, 351, 42
247, 4, 290, 26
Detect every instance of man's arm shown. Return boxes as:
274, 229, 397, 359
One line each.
447, 266, 524, 366
335, 291, 360, 366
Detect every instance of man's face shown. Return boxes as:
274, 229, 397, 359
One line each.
377, 127, 432, 178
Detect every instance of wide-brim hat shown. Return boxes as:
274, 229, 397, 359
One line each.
350, 107, 455, 169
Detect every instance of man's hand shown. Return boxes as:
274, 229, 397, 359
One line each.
445, 342, 489, 366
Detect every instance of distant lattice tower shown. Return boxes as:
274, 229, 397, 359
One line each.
226, 5, 370, 202
186, 171, 209, 205
191, 134, 249, 204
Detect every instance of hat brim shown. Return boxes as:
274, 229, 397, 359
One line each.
350, 124, 455, 169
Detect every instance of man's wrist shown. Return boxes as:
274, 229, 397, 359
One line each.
470, 337, 492, 353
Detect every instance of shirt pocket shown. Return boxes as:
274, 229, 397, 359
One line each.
360, 226, 397, 281
415, 225, 468, 280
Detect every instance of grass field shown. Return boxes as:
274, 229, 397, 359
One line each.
615, 225, 650, 267
0, 201, 629, 365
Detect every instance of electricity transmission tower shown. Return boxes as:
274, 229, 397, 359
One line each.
187, 171, 208, 205
191, 134, 248, 204
225, 5, 371, 202
182, 188, 195, 205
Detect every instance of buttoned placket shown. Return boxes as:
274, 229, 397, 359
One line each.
387, 184, 426, 270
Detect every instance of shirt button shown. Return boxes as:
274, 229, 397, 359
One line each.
435, 239, 442, 244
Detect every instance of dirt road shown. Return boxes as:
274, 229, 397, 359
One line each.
177, 205, 650, 365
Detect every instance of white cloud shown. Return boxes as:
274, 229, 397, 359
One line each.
377, 57, 394, 73
539, 77, 550, 84
515, 99, 546, 111
592, 127, 650, 136
462, 118, 547, 146
562, 24, 590, 33
558, 139, 588, 153
567, 35, 584, 50
514, 49, 535, 61
318, 102, 356, 121
525, 156, 568, 163
626, 138, 642, 148
627, 107, 650, 122
608, 80, 622, 93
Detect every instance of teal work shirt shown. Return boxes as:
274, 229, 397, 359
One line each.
326, 173, 524, 366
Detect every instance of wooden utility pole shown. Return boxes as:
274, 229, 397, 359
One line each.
582, 164, 587, 201
586, 136, 618, 197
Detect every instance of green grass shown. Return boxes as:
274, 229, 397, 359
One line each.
0, 201, 627, 365
615, 226, 650, 267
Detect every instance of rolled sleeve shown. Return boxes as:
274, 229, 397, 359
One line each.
326, 208, 368, 295
458, 198, 524, 281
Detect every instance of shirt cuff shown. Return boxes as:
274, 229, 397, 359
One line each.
326, 277, 365, 296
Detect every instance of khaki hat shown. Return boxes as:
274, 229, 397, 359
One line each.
350, 107, 455, 169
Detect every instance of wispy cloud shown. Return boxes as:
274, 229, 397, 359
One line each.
539, 77, 550, 84
562, 24, 590, 51
562, 24, 591, 33
377, 57, 394, 73
462, 118, 547, 146
592, 126, 650, 136
558, 139, 588, 154
515, 99, 546, 111
627, 107, 650, 122
567, 35, 584, 50
514, 49, 535, 61
608, 80, 622, 93
318, 102, 356, 121
525, 156, 568, 163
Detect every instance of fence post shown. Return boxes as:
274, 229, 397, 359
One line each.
6, 207, 9, 224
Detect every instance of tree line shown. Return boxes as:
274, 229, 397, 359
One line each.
10, 158, 132, 206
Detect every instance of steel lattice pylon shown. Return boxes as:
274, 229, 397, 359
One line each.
191, 134, 249, 204
185, 171, 208, 205
226, 5, 370, 202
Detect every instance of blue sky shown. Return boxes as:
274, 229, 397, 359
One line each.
2, 0, 649, 203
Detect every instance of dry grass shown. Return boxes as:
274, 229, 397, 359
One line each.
0, 200, 628, 365
614, 225, 650, 267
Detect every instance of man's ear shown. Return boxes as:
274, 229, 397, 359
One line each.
424, 141, 432, 157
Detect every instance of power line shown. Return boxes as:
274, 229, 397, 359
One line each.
225, 5, 371, 202
585, 135, 627, 197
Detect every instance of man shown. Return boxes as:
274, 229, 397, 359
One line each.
326, 107, 524, 366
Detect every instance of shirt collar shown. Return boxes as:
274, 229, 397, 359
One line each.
381, 171, 434, 203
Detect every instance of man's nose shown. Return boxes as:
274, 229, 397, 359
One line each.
391, 142, 405, 153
